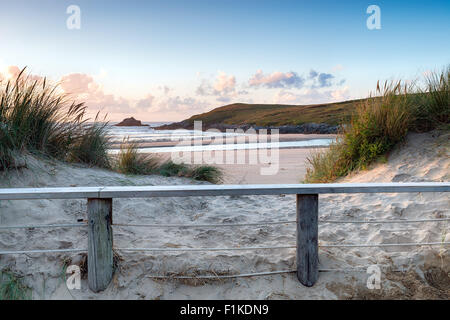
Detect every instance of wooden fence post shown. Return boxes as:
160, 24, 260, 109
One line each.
296, 194, 319, 287
87, 198, 113, 292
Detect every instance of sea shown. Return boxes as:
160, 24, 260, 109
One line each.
106, 122, 333, 154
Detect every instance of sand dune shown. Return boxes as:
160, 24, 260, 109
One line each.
0, 131, 448, 299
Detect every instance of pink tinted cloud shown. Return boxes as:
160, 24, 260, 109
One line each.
0, 65, 43, 82
60, 72, 133, 114
274, 86, 350, 105
60, 73, 96, 94
249, 70, 304, 88
213, 71, 236, 93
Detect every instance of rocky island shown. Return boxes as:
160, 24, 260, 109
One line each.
115, 117, 148, 126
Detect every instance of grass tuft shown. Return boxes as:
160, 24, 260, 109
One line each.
0, 67, 110, 170
190, 165, 223, 183
114, 141, 223, 183
305, 67, 449, 183
0, 269, 32, 300
116, 138, 159, 175
412, 66, 449, 131
158, 160, 190, 177
67, 115, 112, 168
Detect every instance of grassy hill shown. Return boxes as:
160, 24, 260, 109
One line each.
171, 99, 364, 128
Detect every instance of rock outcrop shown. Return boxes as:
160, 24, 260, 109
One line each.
115, 117, 147, 126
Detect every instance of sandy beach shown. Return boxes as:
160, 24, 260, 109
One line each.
128, 133, 336, 184
154, 147, 323, 184
2, 0, 449, 305
109, 133, 337, 149
0, 131, 448, 299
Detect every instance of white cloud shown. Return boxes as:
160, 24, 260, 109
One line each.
0, 65, 43, 82
332, 64, 344, 72
274, 86, 350, 105
60, 72, 133, 114
249, 70, 305, 88
196, 71, 240, 104
213, 71, 236, 93
197, 71, 236, 96
136, 94, 155, 110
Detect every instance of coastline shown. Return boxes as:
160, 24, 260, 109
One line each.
109, 133, 337, 149
110, 133, 337, 184
154, 121, 340, 134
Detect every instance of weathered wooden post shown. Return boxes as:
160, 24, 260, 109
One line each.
296, 194, 319, 287
87, 198, 113, 292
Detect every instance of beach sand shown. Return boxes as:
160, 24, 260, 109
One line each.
154, 147, 323, 184
0, 131, 448, 299
134, 133, 336, 184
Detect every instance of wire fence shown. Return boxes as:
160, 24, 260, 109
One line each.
112, 217, 450, 229
2, 216, 448, 230
0, 223, 87, 230
1, 191, 448, 282
1, 217, 448, 259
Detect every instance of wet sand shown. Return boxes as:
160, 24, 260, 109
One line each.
110, 133, 336, 149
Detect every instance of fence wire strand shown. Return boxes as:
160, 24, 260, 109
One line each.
0, 223, 87, 230
113, 221, 295, 228
116, 241, 450, 253
0, 248, 87, 255
112, 217, 450, 229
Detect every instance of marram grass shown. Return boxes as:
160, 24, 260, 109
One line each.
305, 67, 449, 183
0, 67, 111, 170
115, 140, 223, 183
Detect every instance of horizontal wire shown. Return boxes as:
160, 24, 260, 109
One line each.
112, 218, 449, 229
2, 218, 445, 231
117, 245, 296, 252
320, 242, 450, 248
113, 221, 295, 228
0, 248, 87, 255
319, 218, 450, 224
0, 223, 87, 230
116, 241, 450, 253
3, 241, 447, 255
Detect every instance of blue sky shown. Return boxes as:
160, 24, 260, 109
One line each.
0, 0, 449, 121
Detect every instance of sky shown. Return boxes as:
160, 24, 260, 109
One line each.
0, 0, 449, 121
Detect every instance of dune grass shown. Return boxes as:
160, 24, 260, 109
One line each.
0, 68, 111, 170
67, 116, 112, 169
412, 67, 450, 131
116, 138, 159, 175
190, 165, 223, 184
157, 160, 191, 177
305, 67, 449, 183
0, 269, 31, 300
0, 68, 223, 183
115, 141, 223, 183
158, 160, 223, 183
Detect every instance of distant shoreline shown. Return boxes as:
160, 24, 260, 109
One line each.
108, 133, 337, 149
154, 122, 339, 134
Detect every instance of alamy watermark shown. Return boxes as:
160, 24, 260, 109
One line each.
366, 5, 381, 30
366, 265, 381, 289
66, 5, 81, 30
66, 265, 81, 290
169, 121, 280, 175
